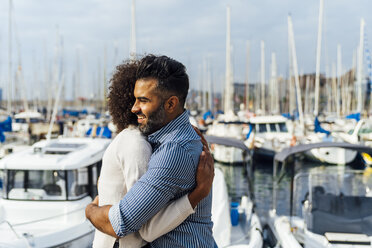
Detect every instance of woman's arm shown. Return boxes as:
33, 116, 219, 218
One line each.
139, 138, 214, 242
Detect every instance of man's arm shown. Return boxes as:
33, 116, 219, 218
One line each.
109, 141, 201, 237
139, 147, 214, 242
85, 196, 118, 238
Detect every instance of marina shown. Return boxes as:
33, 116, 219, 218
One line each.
0, 0, 372, 247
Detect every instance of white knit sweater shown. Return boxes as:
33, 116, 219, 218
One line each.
93, 126, 194, 248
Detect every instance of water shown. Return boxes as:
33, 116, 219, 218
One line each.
217, 158, 361, 223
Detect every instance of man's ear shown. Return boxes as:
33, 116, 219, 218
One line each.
164, 96, 179, 113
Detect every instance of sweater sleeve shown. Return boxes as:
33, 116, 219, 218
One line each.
138, 194, 195, 242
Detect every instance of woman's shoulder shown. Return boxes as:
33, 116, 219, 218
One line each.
114, 126, 150, 148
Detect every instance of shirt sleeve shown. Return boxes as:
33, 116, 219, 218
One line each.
109, 141, 201, 237
138, 194, 195, 242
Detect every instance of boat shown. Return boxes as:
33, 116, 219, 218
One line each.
206, 114, 249, 164
206, 135, 263, 248
244, 115, 295, 163
12, 111, 45, 133
11, 111, 59, 141
266, 142, 372, 248
0, 137, 111, 248
302, 117, 358, 164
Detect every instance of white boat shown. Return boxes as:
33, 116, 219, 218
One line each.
244, 115, 295, 163
206, 135, 263, 247
266, 143, 372, 248
302, 117, 358, 165
12, 111, 44, 133
0, 132, 30, 159
0, 137, 111, 248
73, 115, 106, 138
206, 113, 248, 164
303, 133, 358, 164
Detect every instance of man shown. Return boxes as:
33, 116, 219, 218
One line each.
86, 55, 214, 247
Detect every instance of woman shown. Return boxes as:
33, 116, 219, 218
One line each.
93, 59, 214, 248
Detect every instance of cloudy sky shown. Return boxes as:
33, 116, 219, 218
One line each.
0, 0, 371, 101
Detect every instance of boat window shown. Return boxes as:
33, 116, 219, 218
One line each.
15, 118, 26, 123
359, 122, 372, 135
30, 118, 43, 123
67, 168, 89, 200
278, 123, 288, 132
0, 169, 3, 197
5, 170, 67, 200
269, 123, 277, 132
258, 124, 267, 133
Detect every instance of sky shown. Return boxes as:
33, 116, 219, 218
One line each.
0, 0, 371, 101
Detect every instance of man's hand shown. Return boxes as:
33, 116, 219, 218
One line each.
85, 196, 119, 238
189, 127, 215, 209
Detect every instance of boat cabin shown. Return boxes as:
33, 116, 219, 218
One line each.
0, 137, 111, 201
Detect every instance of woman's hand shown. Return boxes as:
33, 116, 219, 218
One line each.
189, 126, 215, 209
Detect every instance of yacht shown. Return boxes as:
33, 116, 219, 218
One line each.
12, 111, 45, 133
0, 137, 111, 248
244, 115, 295, 163
206, 113, 249, 164
302, 117, 358, 165
266, 143, 372, 248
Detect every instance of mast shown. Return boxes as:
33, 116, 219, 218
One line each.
314, 0, 324, 116
336, 44, 342, 117
203, 58, 208, 112
130, 0, 136, 60
332, 63, 337, 115
103, 45, 107, 111
270, 52, 278, 114
260, 40, 265, 114
288, 15, 304, 131
224, 6, 233, 114
357, 18, 365, 113
304, 76, 310, 115
207, 59, 213, 112
8, 0, 12, 113
245, 41, 250, 111
287, 21, 295, 115
75, 49, 80, 107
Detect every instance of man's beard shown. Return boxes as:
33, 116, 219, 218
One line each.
139, 104, 166, 136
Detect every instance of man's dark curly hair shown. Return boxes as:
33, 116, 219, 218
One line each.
108, 60, 139, 133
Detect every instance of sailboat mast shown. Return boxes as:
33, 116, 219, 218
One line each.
287, 22, 295, 115
270, 52, 278, 114
130, 0, 136, 60
288, 15, 304, 131
314, 0, 324, 116
245, 41, 250, 111
332, 63, 337, 115
224, 6, 233, 114
357, 18, 365, 113
260, 40, 265, 114
336, 44, 342, 117
8, 0, 12, 113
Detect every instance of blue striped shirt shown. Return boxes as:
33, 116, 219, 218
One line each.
109, 111, 214, 247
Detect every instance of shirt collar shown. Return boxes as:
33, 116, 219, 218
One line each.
148, 110, 188, 145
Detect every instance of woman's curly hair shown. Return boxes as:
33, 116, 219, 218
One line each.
108, 60, 139, 133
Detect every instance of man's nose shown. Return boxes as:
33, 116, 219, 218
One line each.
132, 101, 139, 114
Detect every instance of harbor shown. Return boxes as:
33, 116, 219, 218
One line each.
1, 0, 372, 247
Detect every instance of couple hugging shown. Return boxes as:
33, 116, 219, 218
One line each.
85, 54, 217, 248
